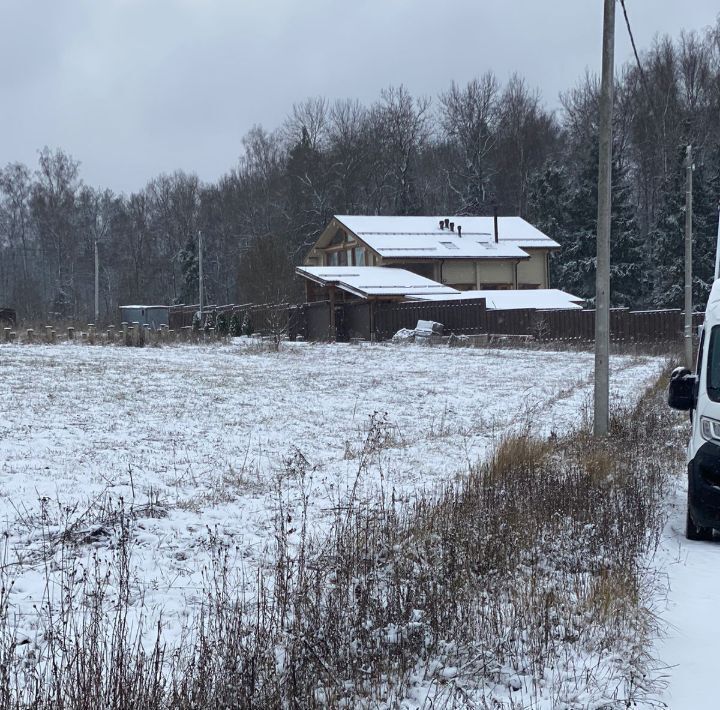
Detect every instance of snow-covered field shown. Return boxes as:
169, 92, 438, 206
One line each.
0, 341, 663, 658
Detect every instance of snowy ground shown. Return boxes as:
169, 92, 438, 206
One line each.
0, 341, 663, 652
656, 468, 720, 709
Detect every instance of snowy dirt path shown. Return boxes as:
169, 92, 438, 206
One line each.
657, 480, 720, 709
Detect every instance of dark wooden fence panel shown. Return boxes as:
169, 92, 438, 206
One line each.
288, 305, 306, 340
169, 305, 191, 330
243, 303, 289, 335
536, 309, 595, 342
508, 307, 684, 343
486, 308, 535, 336
610, 308, 630, 342
306, 301, 331, 341
372, 298, 487, 340
342, 302, 371, 340
628, 309, 682, 342
170, 299, 692, 345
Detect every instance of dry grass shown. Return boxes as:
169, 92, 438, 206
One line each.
0, 366, 682, 708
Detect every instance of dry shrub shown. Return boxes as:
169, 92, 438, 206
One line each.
489, 432, 550, 479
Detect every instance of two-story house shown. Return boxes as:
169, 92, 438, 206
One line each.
302, 215, 559, 293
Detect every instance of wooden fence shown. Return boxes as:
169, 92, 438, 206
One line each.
169, 300, 699, 345
169, 303, 298, 336
522, 308, 687, 343
373, 299, 488, 341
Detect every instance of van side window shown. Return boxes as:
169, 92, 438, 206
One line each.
706, 326, 720, 402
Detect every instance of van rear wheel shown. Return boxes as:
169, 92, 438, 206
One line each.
686, 508, 713, 541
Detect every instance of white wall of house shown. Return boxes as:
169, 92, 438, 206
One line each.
474, 260, 516, 288
516, 250, 548, 288
442, 261, 476, 288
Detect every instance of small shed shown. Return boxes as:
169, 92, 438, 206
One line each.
119, 305, 169, 328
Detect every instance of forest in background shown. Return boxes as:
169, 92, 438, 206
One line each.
1, 20, 720, 322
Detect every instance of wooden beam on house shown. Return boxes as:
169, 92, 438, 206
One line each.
329, 284, 337, 342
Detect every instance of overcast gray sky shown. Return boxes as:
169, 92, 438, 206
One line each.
1, 0, 717, 194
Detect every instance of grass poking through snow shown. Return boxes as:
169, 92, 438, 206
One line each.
0, 364, 681, 708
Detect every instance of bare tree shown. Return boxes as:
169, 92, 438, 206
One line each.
31, 147, 81, 316
493, 75, 558, 214
438, 74, 499, 213
369, 85, 432, 214
0, 163, 35, 312
281, 96, 330, 152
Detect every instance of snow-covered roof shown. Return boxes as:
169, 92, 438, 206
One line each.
296, 266, 460, 299
334, 215, 560, 257
406, 289, 584, 310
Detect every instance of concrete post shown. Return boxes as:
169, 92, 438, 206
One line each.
593, 0, 615, 438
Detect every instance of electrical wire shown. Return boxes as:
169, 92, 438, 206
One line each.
618, 1, 660, 119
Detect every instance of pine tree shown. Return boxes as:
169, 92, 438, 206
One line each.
694, 145, 720, 305
651, 145, 720, 309
537, 137, 643, 306
178, 235, 198, 305
526, 161, 572, 289
555, 141, 598, 301
608, 157, 643, 308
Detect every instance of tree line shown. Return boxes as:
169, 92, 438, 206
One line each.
1, 20, 720, 322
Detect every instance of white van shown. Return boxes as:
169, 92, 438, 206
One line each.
669, 279, 720, 539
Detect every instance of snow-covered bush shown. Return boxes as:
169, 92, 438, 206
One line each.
241, 312, 253, 336
229, 312, 242, 336
215, 312, 230, 336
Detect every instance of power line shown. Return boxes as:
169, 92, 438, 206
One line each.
619, 0, 661, 134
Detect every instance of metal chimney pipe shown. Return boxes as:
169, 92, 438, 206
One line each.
449, 222, 455, 231
457, 225, 462, 238
493, 207, 499, 244
444, 218, 450, 229
439, 220, 444, 230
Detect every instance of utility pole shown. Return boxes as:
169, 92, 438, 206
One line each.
594, 0, 615, 438
94, 214, 102, 326
94, 238, 99, 325
684, 145, 693, 368
198, 230, 204, 317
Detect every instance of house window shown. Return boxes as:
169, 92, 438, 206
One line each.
354, 247, 365, 266
338, 250, 348, 266
329, 228, 345, 246
327, 252, 339, 266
